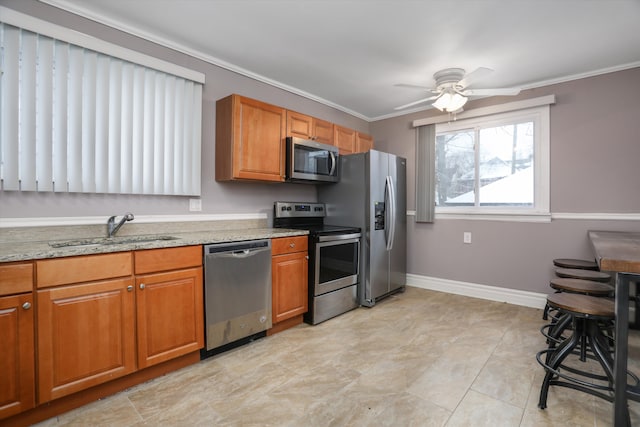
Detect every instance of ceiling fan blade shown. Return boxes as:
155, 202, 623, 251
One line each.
394, 95, 439, 110
462, 88, 521, 96
394, 83, 438, 92
458, 67, 493, 88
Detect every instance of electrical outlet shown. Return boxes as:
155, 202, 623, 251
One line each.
189, 198, 202, 212
463, 232, 472, 244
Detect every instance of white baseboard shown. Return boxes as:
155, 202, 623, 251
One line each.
406, 274, 640, 321
406, 273, 548, 310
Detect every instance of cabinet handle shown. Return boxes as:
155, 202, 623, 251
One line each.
305, 255, 309, 260
127, 285, 134, 292
140, 283, 145, 290
289, 243, 295, 248
22, 302, 31, 310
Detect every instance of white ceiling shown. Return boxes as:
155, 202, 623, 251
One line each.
44, 0, 640, 121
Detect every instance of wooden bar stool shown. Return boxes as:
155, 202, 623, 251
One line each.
553, 258, 599, 270
543, 278, 614, 352
542, 273, 613, 321
550, 278, 613, 296
537, 293, 619, 411
555, 268, 611, 283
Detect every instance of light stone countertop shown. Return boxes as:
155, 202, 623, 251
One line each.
0, 227, 308, 263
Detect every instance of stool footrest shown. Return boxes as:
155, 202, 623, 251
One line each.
536, 348, 613, 393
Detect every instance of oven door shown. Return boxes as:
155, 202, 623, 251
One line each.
313, 233, 360, 296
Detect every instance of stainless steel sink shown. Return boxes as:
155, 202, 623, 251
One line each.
49, 235, 179, 248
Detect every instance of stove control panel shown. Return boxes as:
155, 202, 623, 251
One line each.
275, 202, 325, 218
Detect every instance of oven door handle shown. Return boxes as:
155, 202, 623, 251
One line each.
317, 233, 361, 242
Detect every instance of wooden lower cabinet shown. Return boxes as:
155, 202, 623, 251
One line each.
271, 236, 308, 327
36, 277, 136, 403
0, 247, 206, 423
135, 267, 204, 369
0, 292, 35, 419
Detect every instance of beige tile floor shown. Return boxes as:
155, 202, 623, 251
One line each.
35, 286, 640, 426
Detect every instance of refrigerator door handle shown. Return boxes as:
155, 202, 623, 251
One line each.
385, 175, 396, 251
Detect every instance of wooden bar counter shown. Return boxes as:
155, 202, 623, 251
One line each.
589, 231, 640, 426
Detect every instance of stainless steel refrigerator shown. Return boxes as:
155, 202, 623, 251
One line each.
318, 149, 406, 307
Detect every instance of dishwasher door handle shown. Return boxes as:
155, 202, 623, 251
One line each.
208, 247, 270, 260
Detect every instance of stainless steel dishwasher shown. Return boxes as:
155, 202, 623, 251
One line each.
203, 239, 272, 356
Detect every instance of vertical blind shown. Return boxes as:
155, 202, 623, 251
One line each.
0, 18, 203, 196
415, 125, 436, 222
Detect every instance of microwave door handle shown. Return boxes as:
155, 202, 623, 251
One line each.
328, 151, 337, 176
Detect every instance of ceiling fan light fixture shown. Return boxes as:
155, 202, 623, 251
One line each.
432, 91, 467, 112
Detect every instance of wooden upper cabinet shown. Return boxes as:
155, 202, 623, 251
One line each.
216, 94, 286, 182
313, 118, 334, 146
356, 132, 373, 153
334, 125, 357, 155
286, 111, 334, 146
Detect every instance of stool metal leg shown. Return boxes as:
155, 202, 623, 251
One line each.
539, 318, 583, 409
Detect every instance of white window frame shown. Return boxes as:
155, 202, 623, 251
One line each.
434, 105, 550, 222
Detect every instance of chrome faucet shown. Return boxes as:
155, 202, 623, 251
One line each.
107, 212, 134, 238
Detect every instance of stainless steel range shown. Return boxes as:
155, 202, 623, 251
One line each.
273, 202, 361, 324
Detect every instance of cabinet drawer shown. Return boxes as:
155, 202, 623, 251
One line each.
36, 252, 132, 288
272, 236, 308, 256
134, 245, 202, 274
0, 262, 34, 296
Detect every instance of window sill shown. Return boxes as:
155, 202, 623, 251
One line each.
407, 210, 552, 223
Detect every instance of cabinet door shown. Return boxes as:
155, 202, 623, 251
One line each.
0, 293, 35, 419
286, 111, 334, 146
334, 125, 356, 154
272, 252, 308, 324
136, 267, 204, 369
356, 132, 373, 153
216, 95, 286, 182
37, 278, 136, 403
286, 110, 314, 139
313, 118, 334, 146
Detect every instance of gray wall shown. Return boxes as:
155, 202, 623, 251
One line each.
0, 0, 369, 220
2, 0, 639, 296
371, 67, 640, 294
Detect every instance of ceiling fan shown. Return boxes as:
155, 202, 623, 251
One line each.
394, 67, 521, 112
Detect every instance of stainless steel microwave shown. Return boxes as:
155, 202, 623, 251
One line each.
286, 137, 339, 183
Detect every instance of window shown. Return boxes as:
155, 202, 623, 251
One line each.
434, 106, 549, 218
0, 8, 204, 196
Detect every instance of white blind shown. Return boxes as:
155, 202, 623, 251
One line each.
0, 20, 203, 196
